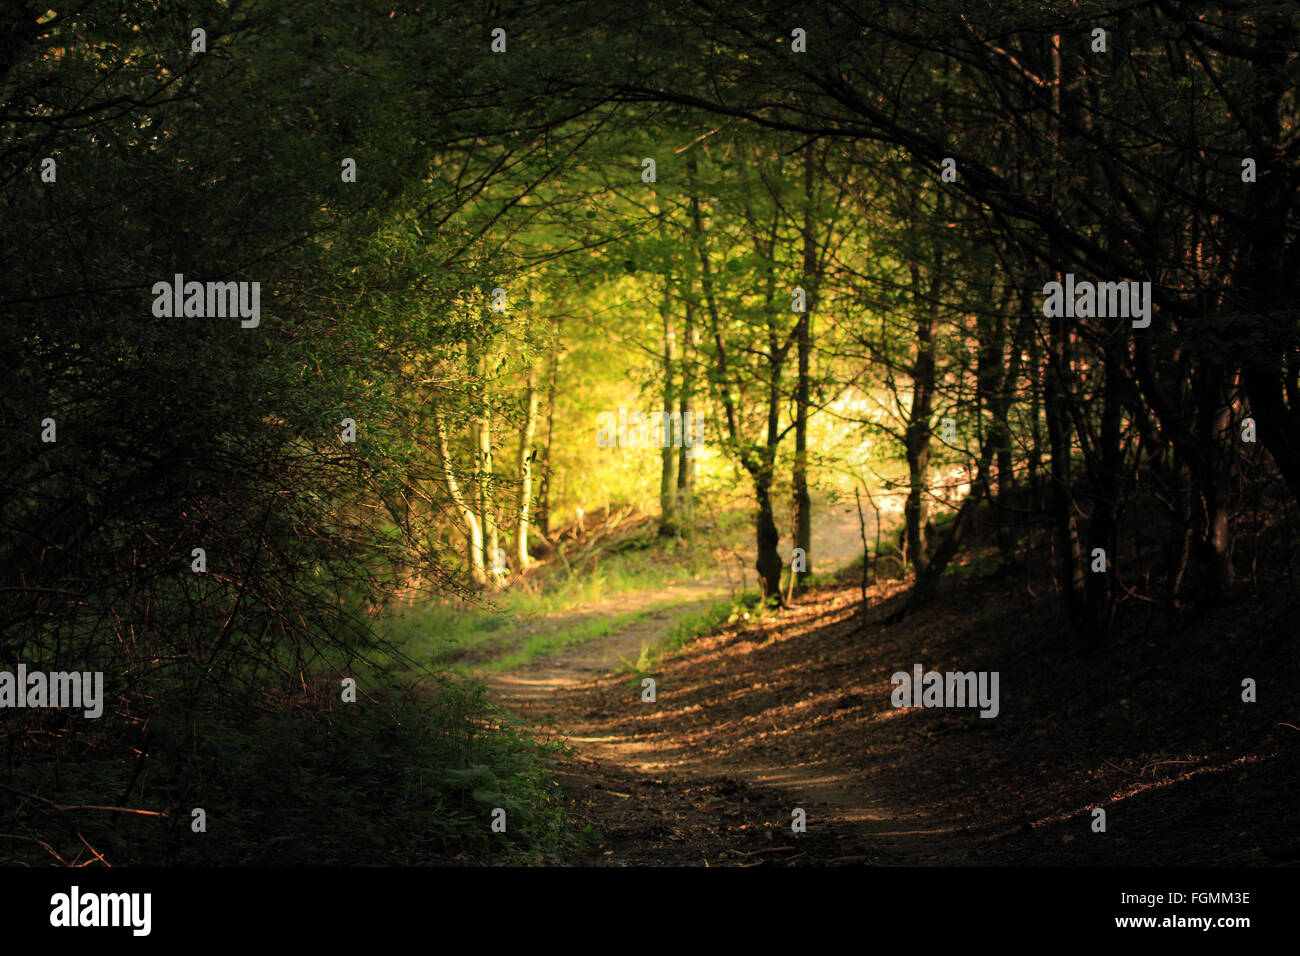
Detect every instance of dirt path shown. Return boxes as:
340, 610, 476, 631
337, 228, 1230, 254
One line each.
467, 500, 1294, 868
474, 502, 911, 865
480, 501, 871, 701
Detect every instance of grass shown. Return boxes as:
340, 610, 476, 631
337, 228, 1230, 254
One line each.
469, 607, 659, 672
617, 589, 768, 689
377, 508, 757, 673
390, 589, 736, 674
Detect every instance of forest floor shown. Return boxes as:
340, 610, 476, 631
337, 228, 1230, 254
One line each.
477, 500, 870, 695
475, 523, 1300, 867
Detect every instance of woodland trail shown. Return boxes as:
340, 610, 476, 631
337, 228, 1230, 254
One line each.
469, 497, 1291, 868
473, 503, 949, 865
479, 500, 872, 702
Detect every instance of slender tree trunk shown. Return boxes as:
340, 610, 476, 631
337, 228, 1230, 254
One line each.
993, 309, 1032, 564
994, 426, 1015, 557
515, 363, 538, 569
904, 262, 937, 572
474, 412, 498, 577
1083, 335, 1123, 641
659, 279, 680, 535
690, 155, 786, 598
466, 339, 499, 578
1028, 294, 1043, 510
755, 212, 786, 602
976, 286, 1013, 562
677, 297, 697, 525
431, 396, 487, 587
792, 152, 816, 586
1045, 296, 1083, 618
535, 314, 560, 537
1045, 33, 1083, 619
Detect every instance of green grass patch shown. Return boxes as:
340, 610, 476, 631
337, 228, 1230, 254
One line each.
616, 590, 766, 689
467, 607, 660, 672
377, 508, 755, 668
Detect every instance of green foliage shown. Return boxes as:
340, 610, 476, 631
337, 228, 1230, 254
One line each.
7, 0, 1294, 870
1, 674, 577, 866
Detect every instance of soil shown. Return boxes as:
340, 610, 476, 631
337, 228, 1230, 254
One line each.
476, 515, 1300, 867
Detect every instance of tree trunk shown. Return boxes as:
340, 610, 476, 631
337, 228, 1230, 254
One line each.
1044, 296, 1084, 619
1044, 33, 1083, 619
535, 314, 561, 537
903, 262, 937, 572
754, 467, 783, 600
902, 432, 999, 614
976, 286, 1015, 565
1082, 335, 1123, 642
792, 152, 816, 587
515, 363, 538, 570
677, 296, 697, 525
756, 211, 786, 603
431, 396, 487, 587
659, 279, 680, 535
474, 412, 498, 579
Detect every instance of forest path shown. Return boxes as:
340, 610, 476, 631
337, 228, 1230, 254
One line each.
472, 502, 935, 864
479, 499, 871, 701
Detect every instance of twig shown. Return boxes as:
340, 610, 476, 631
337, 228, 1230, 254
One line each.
53, 805, 167, 817
860, 481, 882, 581
855, 487, 869, 619
74, 831, 109, 867
0, 832, 67, 864
730, 845, 802, 857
